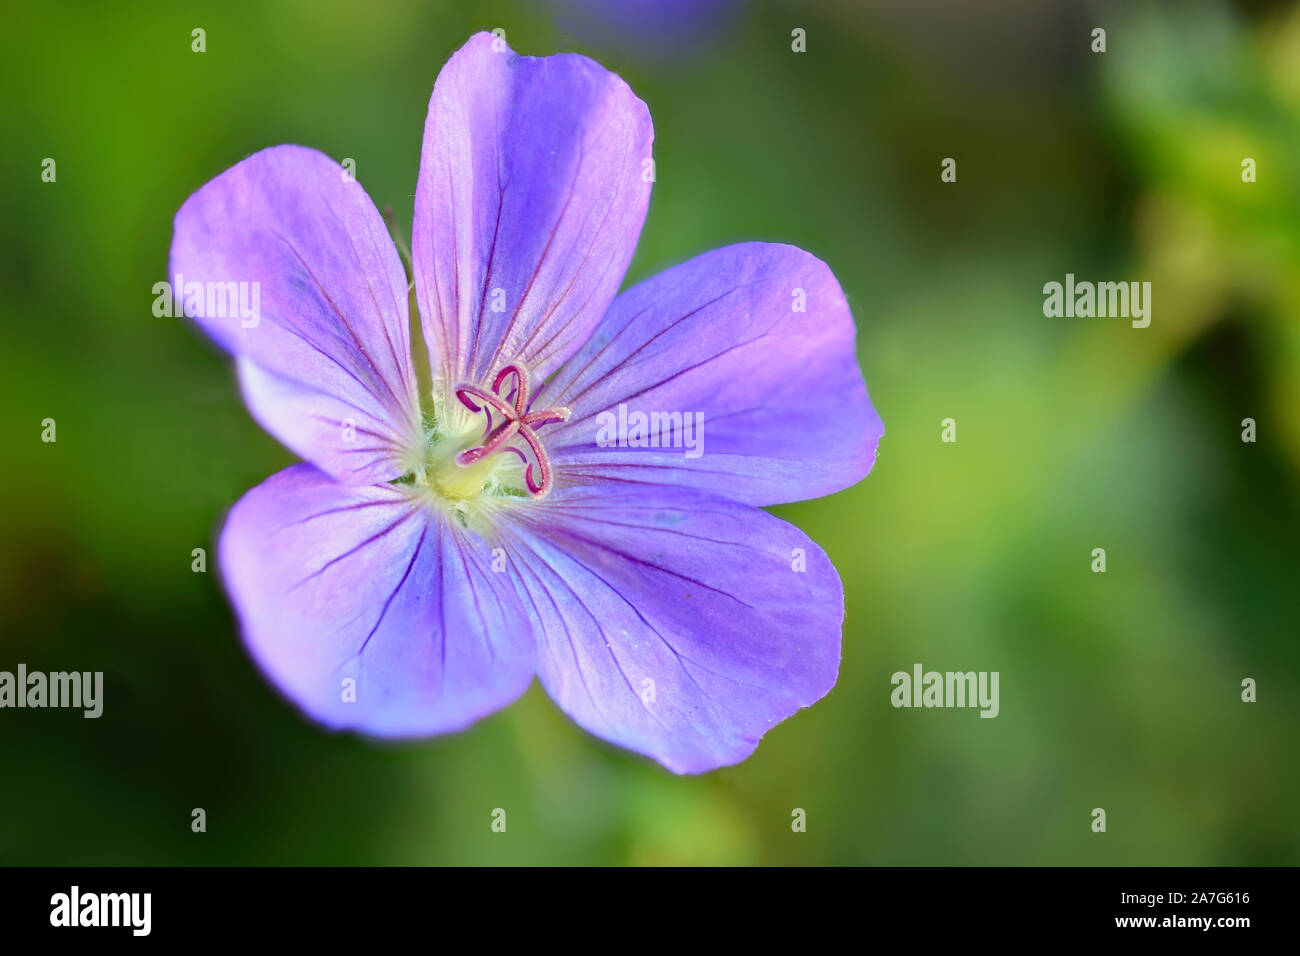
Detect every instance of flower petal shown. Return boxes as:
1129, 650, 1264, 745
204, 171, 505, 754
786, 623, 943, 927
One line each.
412, 32, 653, 390
219, 465, 535, 736
171, 145, 421, 484
538, 242, 884, 506
500, 483, 843, 773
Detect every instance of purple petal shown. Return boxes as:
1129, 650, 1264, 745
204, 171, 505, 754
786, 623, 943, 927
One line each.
219, 465, 535, 736
171, 145, 422, 484
536, 242, 884, 506
412, 32, 653, 391
502, 483, 844, 773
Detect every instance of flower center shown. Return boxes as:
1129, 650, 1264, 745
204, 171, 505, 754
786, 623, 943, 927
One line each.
450, 363, 570, 498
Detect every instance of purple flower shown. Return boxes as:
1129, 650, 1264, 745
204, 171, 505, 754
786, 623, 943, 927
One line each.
547, 0, 738, 57
170, 32, 882, 773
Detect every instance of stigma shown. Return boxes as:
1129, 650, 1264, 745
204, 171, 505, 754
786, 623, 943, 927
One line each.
450, 363, 570, 497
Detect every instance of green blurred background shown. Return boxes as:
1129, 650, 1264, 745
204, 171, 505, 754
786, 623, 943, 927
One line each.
2, 0, 1297, 865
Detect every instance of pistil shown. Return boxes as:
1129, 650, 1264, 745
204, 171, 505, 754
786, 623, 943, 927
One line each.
452, 363, 569, 497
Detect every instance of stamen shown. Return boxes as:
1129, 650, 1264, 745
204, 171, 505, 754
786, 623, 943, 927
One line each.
451, 362, 570, 497
455, 383, 514, 418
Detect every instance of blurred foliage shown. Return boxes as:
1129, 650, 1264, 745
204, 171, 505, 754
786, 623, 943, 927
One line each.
0, 0, 1296, 864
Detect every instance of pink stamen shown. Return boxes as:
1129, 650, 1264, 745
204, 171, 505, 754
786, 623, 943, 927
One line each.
452, 363, 570, 497
455, 383, 514, 418
455, 419, 519, 466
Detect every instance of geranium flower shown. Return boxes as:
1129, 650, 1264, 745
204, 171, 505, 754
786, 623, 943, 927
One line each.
170, 32, 882, 773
